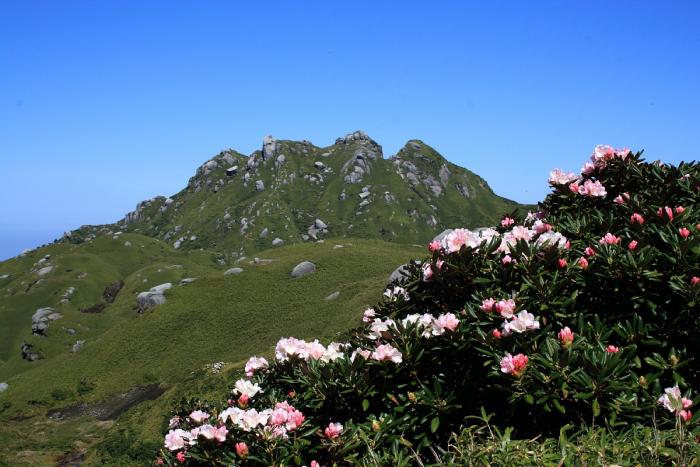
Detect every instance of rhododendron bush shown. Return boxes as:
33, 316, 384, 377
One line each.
159, 147, 700, 465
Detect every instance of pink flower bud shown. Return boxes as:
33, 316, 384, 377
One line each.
676, 206, 686, 214
557, 258, 568, 269
691, 277, 700, 286
558, 327, 574, 347
630, 213, 645, 225
680, 410, 692, 423
238, 394, 250, 408
491, 329, 502, 339
176, 451, 186, 463
481, 298, 496, 313
679, 227, 691, 239
569, 182, 580, 194
235, 442, 249, 458
578, 257, 588, 269
584, 247, 596, 257
628, 240, 638, 250
606, 345, 620, 354
428, 241, 441, 252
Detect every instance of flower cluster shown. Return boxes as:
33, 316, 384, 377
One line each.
274, 337, 346, 363
658, 386, 693, 422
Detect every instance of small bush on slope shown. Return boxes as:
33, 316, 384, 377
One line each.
158, 147, 700, 465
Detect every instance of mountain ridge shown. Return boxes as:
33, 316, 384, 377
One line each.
63, 130, 529, 260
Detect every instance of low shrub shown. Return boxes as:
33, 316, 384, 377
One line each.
158, 147, 699, 465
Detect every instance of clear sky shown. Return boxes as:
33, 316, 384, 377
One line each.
1, 1, 698, 260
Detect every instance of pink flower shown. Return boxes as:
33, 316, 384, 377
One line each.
311, 462, 321, 467
658, 206, 674, 221
569, 182, 580, 194
501, 217, 515, 227
578, 180, 607, 197
630, 213, 644, 225
371, 344, 403, 363
680, 410, 692, 422
436, 258, 445, 269
428, 241, 441, 252
606, 345, 620, 354
680, 227, 691, 239
189, 410, 210, 424
495, 299, 516, 318
581, 161, 596, 175
501, 254, 514, 265
532, 220, 552, 234
164, 429, 191, 451
350, 347, 371, 362
176, 451, 186, 464
502, 310, 540, 335
500, 353, 528, 377
584, 246, 596, 257
286, 409, 305, 431
578, 257, 588, 269
599, 233, 621, 246
676, 206, 686, 215
481, 298, 496, 313
557, 258, 567, 269
613, 192, 630, 205
691, 277, 700, 286
436, 313, 459, 332
491, 328, 502, 339
558, 327, 574, 348
549, 169, 578, 186
245, 356, 269, 377
628, 240, 638, 250
362, 308, 376, 323
324, 422, 343, 439
235, 442, 249, 458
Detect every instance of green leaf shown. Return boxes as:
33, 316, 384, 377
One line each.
430, 416, 440, 433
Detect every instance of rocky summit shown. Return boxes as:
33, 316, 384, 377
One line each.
64, 131, 527, 260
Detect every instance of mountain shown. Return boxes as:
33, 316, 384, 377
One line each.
65, 131, 527, 258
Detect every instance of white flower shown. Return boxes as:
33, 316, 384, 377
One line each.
321, 342, 346, 362
384, 286, 410, 301
502, 310, 540, 336
368, 317, 396, 340
232, 379, 262, 399
244, 356, 268, 377
164, 429, 191, 451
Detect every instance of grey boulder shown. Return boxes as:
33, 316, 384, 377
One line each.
291, 261, 316, 279
224, 268, 244, 275
137, 283, 172, 312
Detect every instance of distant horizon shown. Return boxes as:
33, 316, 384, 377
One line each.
2, 1, 698, 261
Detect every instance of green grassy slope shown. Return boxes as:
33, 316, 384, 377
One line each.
0, 236, 423, 465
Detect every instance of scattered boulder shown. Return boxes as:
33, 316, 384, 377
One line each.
262, 135, 278, 160
136, 283, 172, 312
387, 263, 416, 286
291, 261, 316, 279
32, 307, 63, 335
37, 266, 53, 276
180, 277, 197, 285
226, 166, 239, 176
71, 340, 85, 353
272, 238, 284, 247
20, 342, 42, 361
224, 268, 244, 275
255, 180, 265, 192
66, 328, 77, 336
0, 382, 7, 392
432, 229, 453, 243
260, 228, 269, 238
0, 274, 9, 280
124, 241, 132, 247
325, 291, 340, 301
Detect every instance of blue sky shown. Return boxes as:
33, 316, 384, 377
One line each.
1, 1, 698, 260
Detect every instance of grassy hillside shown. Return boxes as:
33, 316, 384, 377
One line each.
0, 236, 423, 465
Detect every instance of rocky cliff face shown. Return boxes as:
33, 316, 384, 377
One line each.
68, 131, 526, 260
